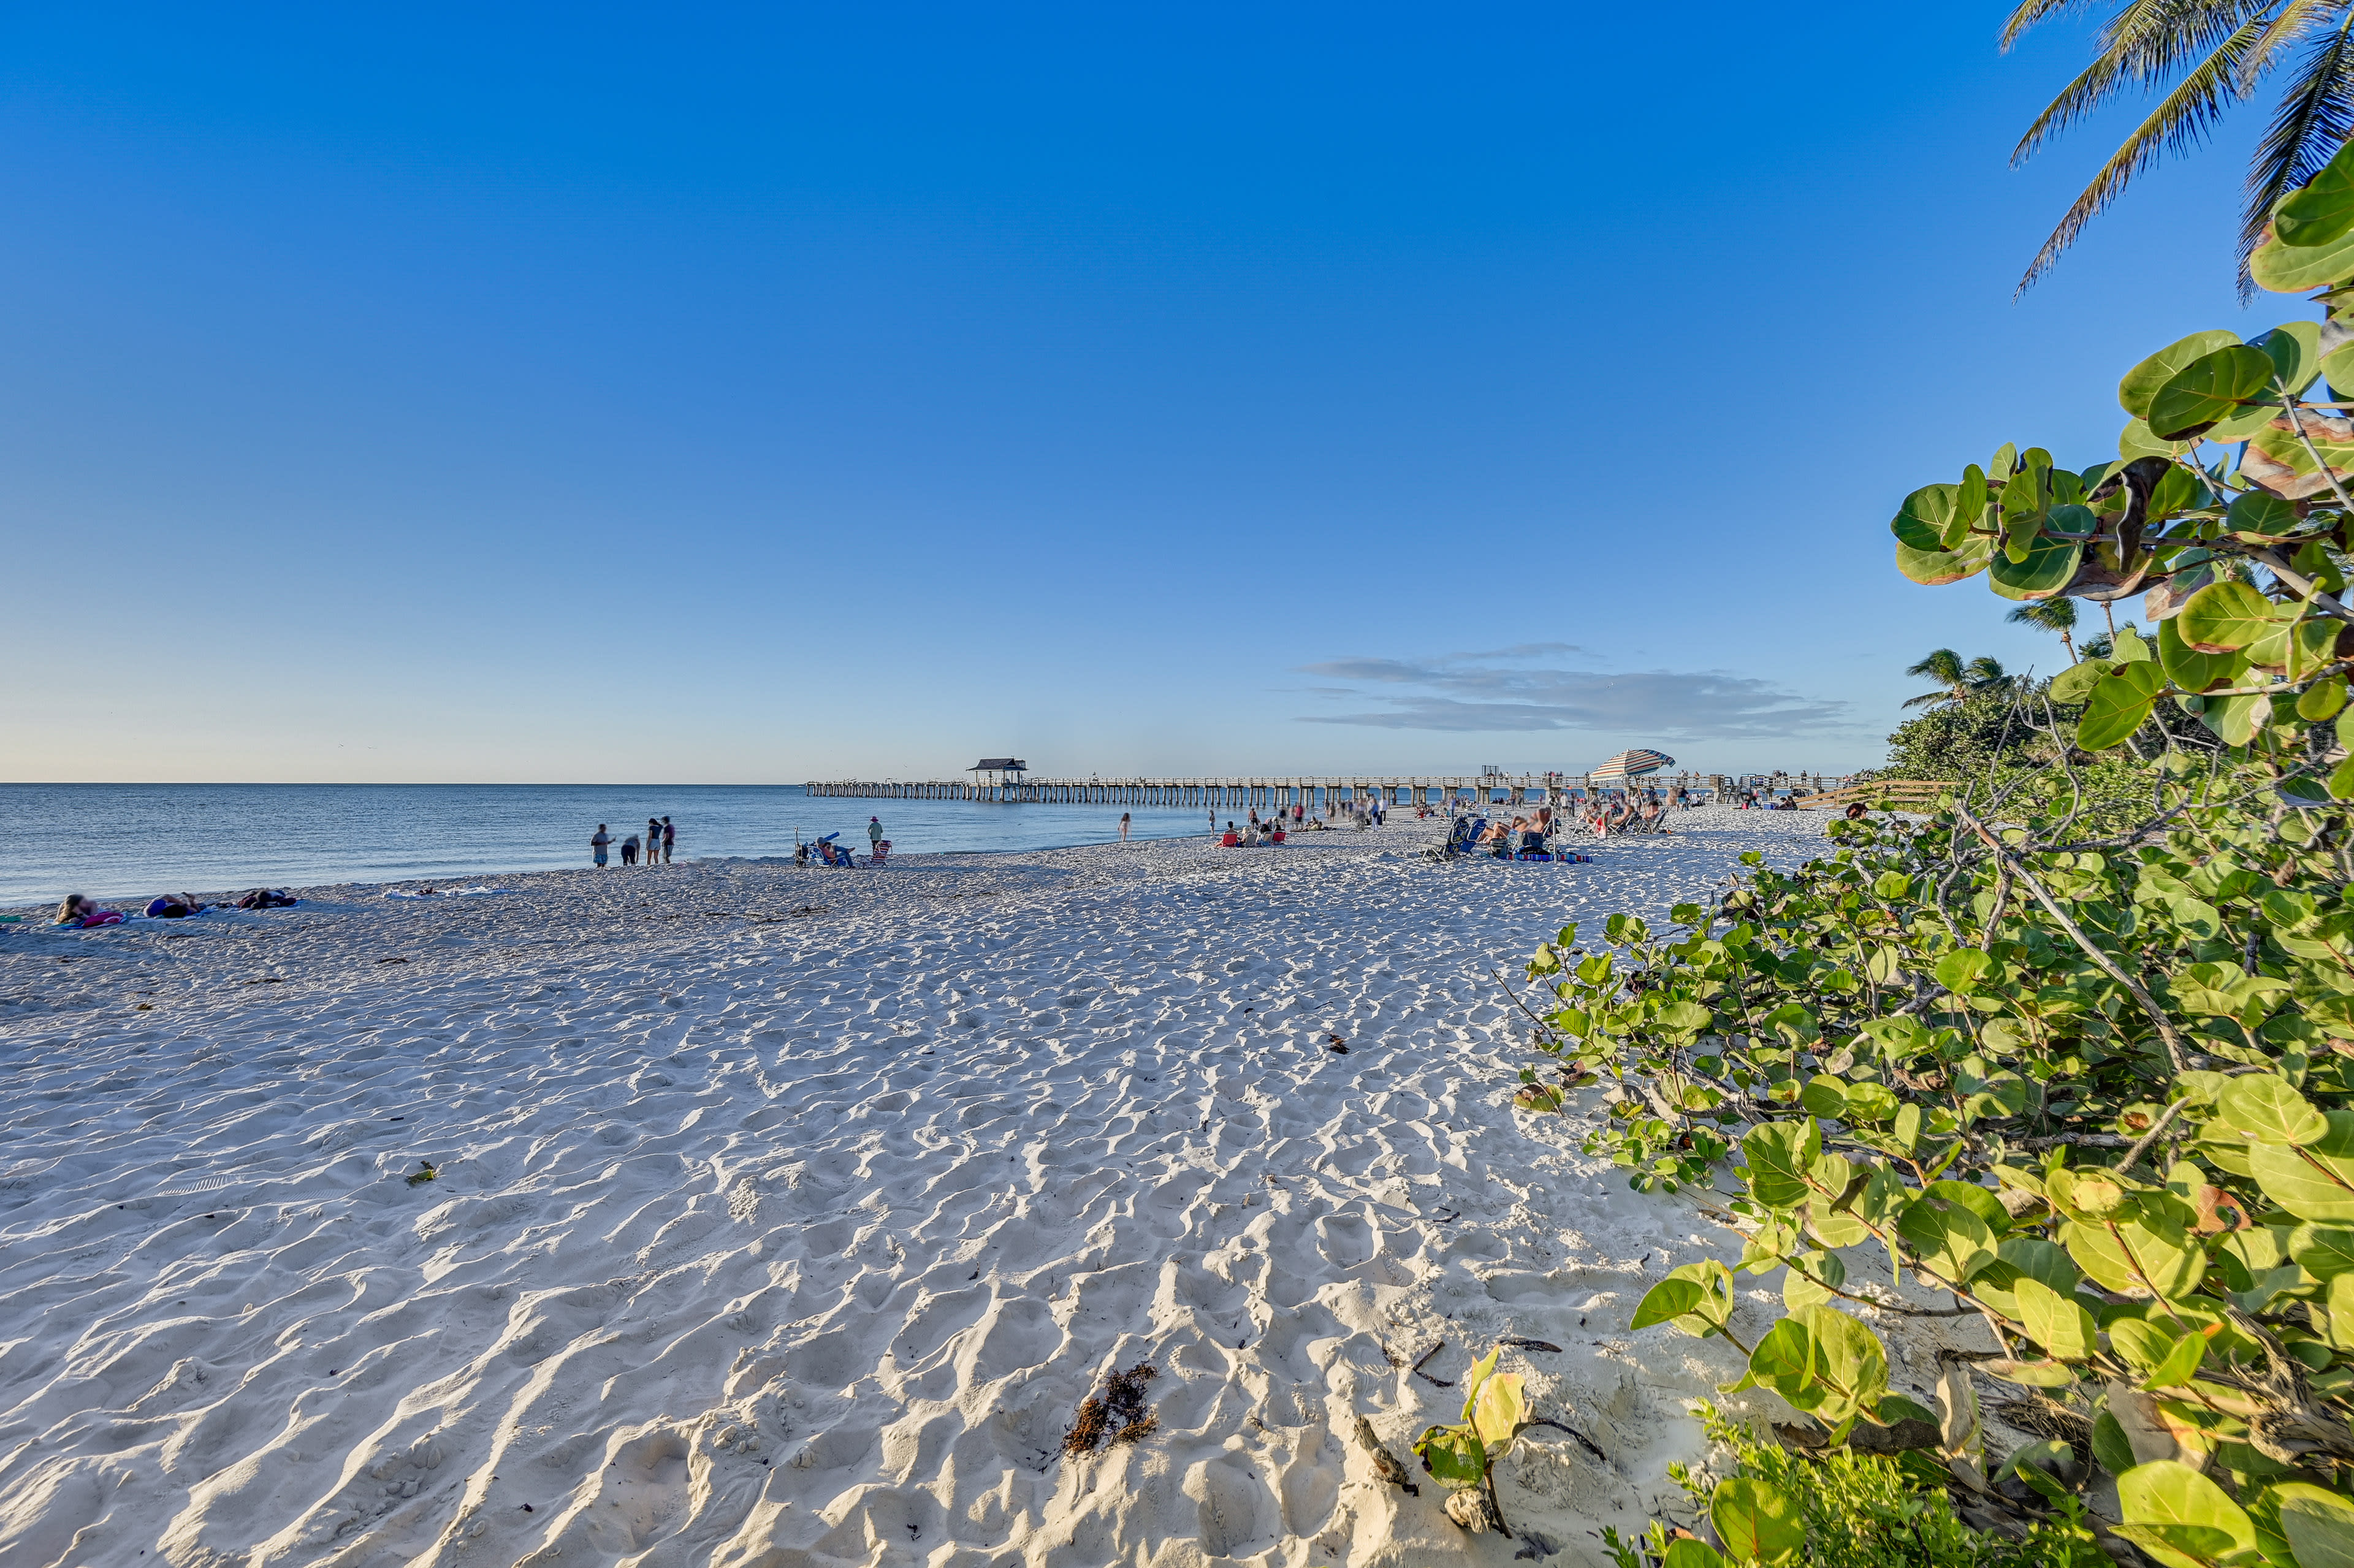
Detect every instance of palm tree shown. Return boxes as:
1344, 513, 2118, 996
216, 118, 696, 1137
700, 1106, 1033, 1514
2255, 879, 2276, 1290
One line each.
2006, 596, 2081, 661
2003, 1, 2354, 296
1965, 655, 2015, 695
1903, 649, 1972, 708
1904, 650, 2014, 708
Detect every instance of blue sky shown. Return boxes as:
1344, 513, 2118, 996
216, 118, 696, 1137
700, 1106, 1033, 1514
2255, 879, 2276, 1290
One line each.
0, 4, 2292, 781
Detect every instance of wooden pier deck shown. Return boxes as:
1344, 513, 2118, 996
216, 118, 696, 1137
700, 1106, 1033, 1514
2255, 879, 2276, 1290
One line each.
802, 772, 1852, 809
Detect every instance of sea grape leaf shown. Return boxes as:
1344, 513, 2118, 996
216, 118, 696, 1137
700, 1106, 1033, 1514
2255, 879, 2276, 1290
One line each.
2201, 691, 2274, 747
1898, 1193, 1997, 1284
1741, 1120, 1819, 1210
2120, 330, 2241, 419
2253, 319, 2323, 395
2177, 580, 2281, 653
2060, 1216, 2202, 1299
1470, 1371, 1527, 1452
2277, 143, 2354, 248
1896, 534, 1994, 587
2217, 1073, 2329, 1145
2276, 1481, 2354, 1568
2149, 346, 2279, 440
1989, 535, 2083, 601
1458, 1346, 1499, 1420
1794, 1304, 1886, 1423
2013, 1276, 2097, 1361
2253, 215, 2354, 292
1891, 485, 1958, 552
2225, 490, 2301, 539
2159, 614, 2246, 694
1412, 1424, 1485, 1488
2112, 1459, 2257, 1568
2078, 660, 2166, 750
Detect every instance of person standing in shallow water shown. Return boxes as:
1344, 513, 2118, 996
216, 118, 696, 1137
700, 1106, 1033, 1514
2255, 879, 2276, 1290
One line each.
1119, 812, 1130, 842
591, 825, 611, 867
646, 818, 663, 866
661, 816, 675, 863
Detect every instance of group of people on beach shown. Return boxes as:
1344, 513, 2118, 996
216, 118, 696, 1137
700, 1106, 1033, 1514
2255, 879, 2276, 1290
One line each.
49, 887, 297, 928
590, 816, 677, 868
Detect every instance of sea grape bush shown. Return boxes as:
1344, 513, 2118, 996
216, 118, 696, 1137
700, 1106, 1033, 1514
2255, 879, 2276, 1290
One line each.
1410, 1347, 1532, 1534
1514, 140, 2354, 1566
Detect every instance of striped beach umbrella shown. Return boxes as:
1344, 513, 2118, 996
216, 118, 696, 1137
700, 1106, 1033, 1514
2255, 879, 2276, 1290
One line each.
1588, 748, 1674, 783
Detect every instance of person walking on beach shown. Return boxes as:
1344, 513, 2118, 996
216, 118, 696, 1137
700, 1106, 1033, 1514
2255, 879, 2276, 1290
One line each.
661, 816, 675, 863
867, 816, 885, 857
1119, 812, 1131, 842
591, 825, 611, 867
647, 818, 663, 866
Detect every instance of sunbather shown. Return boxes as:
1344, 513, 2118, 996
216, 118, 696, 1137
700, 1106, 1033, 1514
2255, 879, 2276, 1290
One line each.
55, 894, 123, 927
144, 893, 207, 919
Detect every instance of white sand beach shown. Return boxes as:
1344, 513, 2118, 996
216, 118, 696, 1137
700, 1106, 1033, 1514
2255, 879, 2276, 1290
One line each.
0, 810, 1987, 1567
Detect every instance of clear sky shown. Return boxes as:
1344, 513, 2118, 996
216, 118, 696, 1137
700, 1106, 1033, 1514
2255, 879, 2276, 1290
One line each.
0, 5, 2285, 782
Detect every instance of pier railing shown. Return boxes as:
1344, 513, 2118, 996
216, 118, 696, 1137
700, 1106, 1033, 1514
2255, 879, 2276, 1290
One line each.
801, 774, 1854, 809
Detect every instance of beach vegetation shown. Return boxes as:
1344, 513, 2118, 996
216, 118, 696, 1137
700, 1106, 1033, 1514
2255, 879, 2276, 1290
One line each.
1517, 139, 2354, 1564
1601, 1405, 2089, 1567
1411, 1345, 1531, 1534
1905, 650, 2016, 710
405, 1161, 438, 1186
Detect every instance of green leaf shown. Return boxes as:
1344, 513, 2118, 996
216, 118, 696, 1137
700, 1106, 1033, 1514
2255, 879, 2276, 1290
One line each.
1891, 484, 1959, 552
2247, 418, 2354, 500
2201, 691, 2274, 747
1933, 950, 1989, 994
2301, 676, 2348, 721
1895, 534, 1993, 587
1655, 999, 1712, 1035
2049, 657, 2114, 704
2178, 580, 2282, 653
2092, 1412, 2136, 1476
2227, 490, 2304, 541
1794, 1304, 1886, 1422
1898, 1192, 1998, 1284
2253, 213, 2354, 292
1983, 1357, 2076, 1387
2060, 1216, 2203, 1299
1712, 1475, 1804, 1564
1989, 534, 2084, 602
2249, 1113, 2354, 1220
1799, 1075, 1848, 1120
2159, 614, 2247, 695
2114, 626, 2154, 663
2277, 147, 2354, 248
2217, 1073, 2329, 1146
1661, 1542, 1731, 1568
2143, 1329, 2206, 1390
2254, 319, 2324, 395
1747, 1316, 1816, 1404
1470, 1370, 1527, 1452
2078, 660, 2167, 750
2149, 346, 2280, 441
1411, 1423, 1485, 1488
2275, 1482, 2354, 1568
1742, 1121, 1819, 1210
2112, 1460, 2257, 1568
1458, 1346, 1499, 1421
2120, 330, 2241, 419
2013, 1275, 2096, 1361
1972, 1237, 2081, 1319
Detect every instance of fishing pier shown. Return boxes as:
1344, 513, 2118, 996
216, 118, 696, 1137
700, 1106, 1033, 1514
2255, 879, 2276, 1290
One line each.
802, 771, 1851, 810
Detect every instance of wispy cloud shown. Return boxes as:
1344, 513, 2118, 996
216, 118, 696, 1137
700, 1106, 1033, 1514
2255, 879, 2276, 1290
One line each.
1294, 649, 1855, 739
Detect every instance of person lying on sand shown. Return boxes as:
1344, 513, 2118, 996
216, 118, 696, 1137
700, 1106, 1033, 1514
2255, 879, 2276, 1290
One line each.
55, 894, 124, 927
143, 893, 207, 919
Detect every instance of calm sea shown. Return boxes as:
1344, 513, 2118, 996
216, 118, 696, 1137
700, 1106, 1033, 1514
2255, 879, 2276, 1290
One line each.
0, 784, 1220, 906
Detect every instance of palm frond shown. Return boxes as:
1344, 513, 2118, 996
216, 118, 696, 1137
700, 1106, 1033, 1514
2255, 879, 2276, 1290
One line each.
2237, 14, 2354, 294
2241, 0, 2339, 82
1901, 691, 1957, 709
1905, 649, 1965, 684
2007, 598, 2081, 631
2002, 0, 2102, 51
2012, 1, 2272, 164
2017, 13, 2271, 292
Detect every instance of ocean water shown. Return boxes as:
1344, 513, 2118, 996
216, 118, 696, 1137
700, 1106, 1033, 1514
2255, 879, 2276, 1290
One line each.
0, 784, 1222, 906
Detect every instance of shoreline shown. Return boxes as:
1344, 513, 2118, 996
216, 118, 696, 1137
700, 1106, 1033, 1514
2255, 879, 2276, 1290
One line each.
0, 809, 1991, 1566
